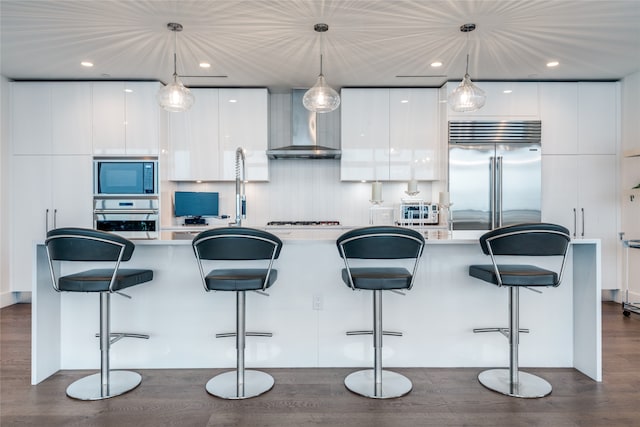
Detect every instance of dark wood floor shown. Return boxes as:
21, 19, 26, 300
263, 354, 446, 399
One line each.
2, 301, 639, 426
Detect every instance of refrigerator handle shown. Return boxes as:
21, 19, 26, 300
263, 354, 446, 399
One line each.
490, 157, 496, 229
573, 208, 577, 238
581, 207, 585, 238
497, 156, 503, 228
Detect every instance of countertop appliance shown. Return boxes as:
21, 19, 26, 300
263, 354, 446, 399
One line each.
397, 201, 439, 226
266, 220, 341, 226
266, 89, 341, 159
448, 121, 541, 230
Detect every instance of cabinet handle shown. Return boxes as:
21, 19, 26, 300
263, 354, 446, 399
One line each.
45, 209, 50, 236
581, 207, 585, 238
573, 208, 577, 238
53, 209, 58, 229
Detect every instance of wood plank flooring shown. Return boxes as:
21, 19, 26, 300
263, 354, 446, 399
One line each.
2, 301, 640, 426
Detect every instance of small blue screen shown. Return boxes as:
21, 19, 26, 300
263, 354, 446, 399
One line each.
174, 191, 219, 217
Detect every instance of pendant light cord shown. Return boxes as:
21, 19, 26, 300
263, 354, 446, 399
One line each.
173, 29, 178, 78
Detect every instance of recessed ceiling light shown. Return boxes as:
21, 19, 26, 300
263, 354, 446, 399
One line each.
503, 89, 513, 94
229, 99, 237, 103
430, 61, 443, 68
400, 99, 409, 103
81, 61, 93, 67
124, 89, 133, 93
199, 62, 211, 68
547, 61, 559, 67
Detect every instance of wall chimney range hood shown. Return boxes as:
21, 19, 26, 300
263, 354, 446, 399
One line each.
267, 89, 341, 159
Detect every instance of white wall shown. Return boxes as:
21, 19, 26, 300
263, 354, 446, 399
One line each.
620, 71, 640, 301
0, 75, 12, 307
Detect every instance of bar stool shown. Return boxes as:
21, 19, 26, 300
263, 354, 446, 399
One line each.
469, 223, 570, 398
45, 227, 153, 400
336, 226, 425, 399
192, 227, 283, 399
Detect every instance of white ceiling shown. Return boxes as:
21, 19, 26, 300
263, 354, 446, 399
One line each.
1, 0, 639, 91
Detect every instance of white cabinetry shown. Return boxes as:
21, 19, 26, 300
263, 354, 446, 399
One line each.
168, 88, 269, 181
219, 89, 269, 181
341, 88, 440, 181
540, 82, 619, 290
92, 82, 161, 155
540, 82, 618, 155
446, 81, 539, 119
11, 82, 92, 155
10, 155, 93, 292
542, 155, 618, 290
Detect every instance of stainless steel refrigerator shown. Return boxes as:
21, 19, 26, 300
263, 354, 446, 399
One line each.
448, 121, 542, 230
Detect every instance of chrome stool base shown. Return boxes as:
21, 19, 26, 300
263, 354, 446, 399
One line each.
205, 370, 274, 399
478, 369, 552, 398
66, 370, 142, 401
344, 369, 412, 399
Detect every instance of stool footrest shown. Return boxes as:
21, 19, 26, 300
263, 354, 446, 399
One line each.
473, 327, 529, 338
95, 332, 150, 345
215, 332, 273, 339
346, 330, 403, 337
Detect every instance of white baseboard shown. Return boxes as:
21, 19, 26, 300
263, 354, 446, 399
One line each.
0, 291, 31, 308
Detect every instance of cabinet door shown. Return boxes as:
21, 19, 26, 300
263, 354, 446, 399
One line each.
51, 155, 93, 228
51, 83, 92, 155
10, 156, 52, 292
11, 83, 52, 155
340, 89, 390, 181
168, 88, 220, 180
577, 155, 618, 289
389, 89, 439, 181
92, 82, 126, 155
125, 82, 160, 155
447, 82, 539, 118
218, 89, 269, 181
539, 83, 578, 155
541, 155, 579, 236
578, 82, 618, 155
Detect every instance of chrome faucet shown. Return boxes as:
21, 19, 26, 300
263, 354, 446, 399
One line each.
231, 147, 246, 226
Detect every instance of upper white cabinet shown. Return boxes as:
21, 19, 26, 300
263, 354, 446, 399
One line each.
540, 82, 618, 155
341, 88, 440, 181
11, 82, 92, 155
446, 81, 539, 119
168, 88, 220, 181
167, 88, 269, 181
92, 81, 161, 155
340, 89, 390, 181
219, 89, 269, 181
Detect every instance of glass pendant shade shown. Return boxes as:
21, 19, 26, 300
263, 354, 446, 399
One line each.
158, 73, 195, 112
303, 74, 341, 113
448, 73, 486, 112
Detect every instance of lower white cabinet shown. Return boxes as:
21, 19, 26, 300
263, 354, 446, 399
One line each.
10, 155, 93, 292
542, 154, 618, 290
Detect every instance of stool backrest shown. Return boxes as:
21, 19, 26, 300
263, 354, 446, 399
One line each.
337, 226, 425, 290
337, 226, 425, 260
479, 223, 571, 287
46, 227, 135, 261
192, 227, 283, 261
479, 223, 570, 257
45, 227, 136, 293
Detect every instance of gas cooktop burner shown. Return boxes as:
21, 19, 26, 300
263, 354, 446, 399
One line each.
267, 220, 341, 226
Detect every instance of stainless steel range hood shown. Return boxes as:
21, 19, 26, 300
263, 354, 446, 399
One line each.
266, 89, 341, 159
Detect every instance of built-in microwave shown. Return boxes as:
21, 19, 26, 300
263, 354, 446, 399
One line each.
94, 158, 158, 196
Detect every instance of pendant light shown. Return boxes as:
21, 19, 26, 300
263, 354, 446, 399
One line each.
157, 22, 195, 112
448, 23, 486, 113
303, 23, 341, 113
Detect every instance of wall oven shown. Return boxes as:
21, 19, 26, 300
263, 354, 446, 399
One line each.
94, 198, 159, 240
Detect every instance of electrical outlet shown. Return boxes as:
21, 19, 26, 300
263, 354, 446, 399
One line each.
312, 295, 322, 310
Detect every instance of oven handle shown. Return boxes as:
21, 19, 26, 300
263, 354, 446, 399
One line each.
94, 209, 159, 215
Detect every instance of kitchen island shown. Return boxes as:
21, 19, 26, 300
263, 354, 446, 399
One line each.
31, 229, 601, 384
